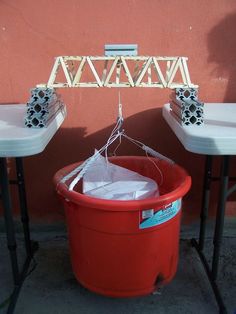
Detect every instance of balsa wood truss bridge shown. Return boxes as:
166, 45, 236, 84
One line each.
39, 56, 198, 89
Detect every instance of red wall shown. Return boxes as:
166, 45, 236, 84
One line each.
0, 0, 236, 224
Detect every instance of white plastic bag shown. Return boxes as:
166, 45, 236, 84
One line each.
83, 152, 159, 200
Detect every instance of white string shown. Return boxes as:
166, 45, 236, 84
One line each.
144, 150, 164, 186
112, 133, 122, 156
122, 134, 174, 164
67, 118, 123, 190
60, 102, 173, 191
104, 116, 123, 160
121, 134, 165, 186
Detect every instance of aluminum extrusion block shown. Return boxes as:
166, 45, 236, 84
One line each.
26, 99, 61, 115
175, 87, 198, 101
30, 87, 55, 104
25, 87, 63, 128
170, 88, 204, 126
25, 103, 65, 128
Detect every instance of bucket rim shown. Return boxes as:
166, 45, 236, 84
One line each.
53, 156, 191, 211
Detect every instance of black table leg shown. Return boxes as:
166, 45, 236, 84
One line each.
199, 155, 213, 250
0, 157, 38, 314
212, 156, 229, 280
15, 158, 32, 257
191, 155, 228, 314
0, 158, 20, 285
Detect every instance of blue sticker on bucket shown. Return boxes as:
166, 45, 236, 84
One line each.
139, 199, 182, 229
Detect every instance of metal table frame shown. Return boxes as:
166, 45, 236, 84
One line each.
162, 103, 236, 314
0, 157, 38, 314
0, 103, 66, 314
191, 155, 235, 314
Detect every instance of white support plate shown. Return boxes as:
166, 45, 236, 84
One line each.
163, 103, 236, 155
0, 104, 66, 157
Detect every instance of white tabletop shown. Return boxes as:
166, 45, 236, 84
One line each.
162, 103, 236, 155
0, 104, 66, 157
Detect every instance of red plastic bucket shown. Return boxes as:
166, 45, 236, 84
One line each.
54, 156, 191, 297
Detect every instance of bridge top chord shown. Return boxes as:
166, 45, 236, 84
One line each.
37, 56, 198, 89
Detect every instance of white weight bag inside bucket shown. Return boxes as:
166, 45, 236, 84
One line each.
83, 151, 159, 201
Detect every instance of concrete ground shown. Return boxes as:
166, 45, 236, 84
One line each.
0, 222, 236, 314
